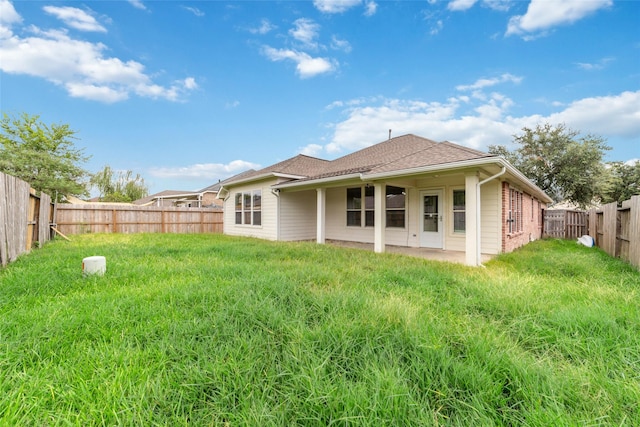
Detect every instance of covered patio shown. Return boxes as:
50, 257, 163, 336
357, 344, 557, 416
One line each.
326, 240, 495, 265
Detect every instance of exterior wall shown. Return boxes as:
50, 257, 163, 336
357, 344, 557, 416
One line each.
323, 175, 500, 254
501, 181, 546, 253
480, 180, 501, 255
223, 179, 278, 240
279, 190, 317, 241
326, 186, 375, 243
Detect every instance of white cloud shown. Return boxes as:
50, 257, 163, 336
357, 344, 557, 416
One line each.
0, 9, 196, 103
448, 0, 478, 12
149, 160, 261, 180
261, 46, 336, 78
576, 57, 614, 71
364, 1, 377, 16
182, 6, 204, 17
128, 0, 146, 10
303, 90, 640, 159
314, 0, 362, 14
507, 0, 612, 38
43, 6, 106, 32
0, 0, 21, 37
249, 19, 276, 35
456, 73, 522, 91
331, 35, 351, 53
290, 18, 320, 49
299, 144, 324, 157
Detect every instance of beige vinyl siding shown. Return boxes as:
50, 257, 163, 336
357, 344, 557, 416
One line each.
279, 190, 317, 241
326, 186, 375, 243
480, 180, 500, 254
223, 179, 278, 240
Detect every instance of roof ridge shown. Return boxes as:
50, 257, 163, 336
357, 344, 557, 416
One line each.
439, 140, 493, 157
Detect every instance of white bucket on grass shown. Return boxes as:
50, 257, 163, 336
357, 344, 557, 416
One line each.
82, 256, 106, 277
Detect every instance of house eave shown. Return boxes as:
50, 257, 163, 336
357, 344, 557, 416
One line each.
223, 172, 307, 187
272, 173, 364, 190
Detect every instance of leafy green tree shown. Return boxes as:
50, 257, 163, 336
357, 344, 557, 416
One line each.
90, 165, 149, 202
600, 161, 640, 205
489, 123, 611, 208
0, 112, 90, 201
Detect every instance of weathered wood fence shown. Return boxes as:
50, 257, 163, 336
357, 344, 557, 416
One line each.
1, 172, 54, 267
545, 196, 640, 270
588, 195, 640, 270
543, 209, 588, 239
56, 204, 223, 235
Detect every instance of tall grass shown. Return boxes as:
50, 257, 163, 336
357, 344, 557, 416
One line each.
1, 234, 638, 425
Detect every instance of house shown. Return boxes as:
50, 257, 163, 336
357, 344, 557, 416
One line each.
134, 171, 258, 208
217, 134, 553, 266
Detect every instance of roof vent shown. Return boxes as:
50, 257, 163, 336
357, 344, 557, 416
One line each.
388, 129, 392, 140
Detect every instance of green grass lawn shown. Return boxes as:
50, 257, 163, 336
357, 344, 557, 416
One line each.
1, 234, 639, 426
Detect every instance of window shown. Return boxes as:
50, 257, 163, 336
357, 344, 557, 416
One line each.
508, 188, 523, 233
346, 187, 362, 226
453, 190, 465, 233
347, 186, 375, 227
385, 186, 405, 228
234, 190, 261, 226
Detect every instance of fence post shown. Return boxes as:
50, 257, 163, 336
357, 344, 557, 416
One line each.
629, 195, 640, 270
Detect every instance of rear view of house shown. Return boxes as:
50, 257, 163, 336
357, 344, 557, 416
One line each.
218, 134, 552, 266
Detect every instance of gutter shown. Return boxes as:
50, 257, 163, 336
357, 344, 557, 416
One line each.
476, 166, 506, 267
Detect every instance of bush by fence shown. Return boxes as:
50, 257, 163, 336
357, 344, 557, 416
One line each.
56, 204, 223, 235
1, 172, 54, 267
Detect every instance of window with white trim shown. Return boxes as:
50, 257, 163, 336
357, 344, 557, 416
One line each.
385, 186, 405, 228
346, 186, 374, 227
234, 190, 261, 226
453, 190, 465, 233
508, 188, 523, 233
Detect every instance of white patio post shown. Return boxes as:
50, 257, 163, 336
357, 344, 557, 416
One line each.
374, 183, 385, 253
465, 172, 479, 266
316, 188, 326, 244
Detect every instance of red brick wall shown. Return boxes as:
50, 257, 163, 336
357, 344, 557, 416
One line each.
501, 182, 546, 253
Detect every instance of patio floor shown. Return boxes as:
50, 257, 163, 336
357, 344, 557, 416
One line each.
326, 240, 495, 265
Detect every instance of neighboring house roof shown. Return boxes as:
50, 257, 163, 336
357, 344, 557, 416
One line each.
133, 190, 199, 206
221, 134, 553, 203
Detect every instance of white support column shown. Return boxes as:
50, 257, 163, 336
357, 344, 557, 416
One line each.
374, 183, 385, 253
316, 188, 326, 244
465, 173, 479, 266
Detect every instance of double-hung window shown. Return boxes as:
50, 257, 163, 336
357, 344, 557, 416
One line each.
453, 190, 466, 233
234, 190, 262, 226
346, 186, 374, 227
385, 186, 405, 228
508, 188, 522, 234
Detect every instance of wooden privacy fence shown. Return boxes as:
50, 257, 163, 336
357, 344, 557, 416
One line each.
543, 209, 588, 239
588, 195, 640, 270
56, 204, 223, 235
1, 172, 55, 267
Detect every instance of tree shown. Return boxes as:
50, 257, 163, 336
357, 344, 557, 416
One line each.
489, 123, 611, 208
0, 112, 90, 201
600, 161, 640, 205
90, 165, 149, 202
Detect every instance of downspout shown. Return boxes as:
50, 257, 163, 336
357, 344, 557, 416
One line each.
271, 188, 280, 240
476, 166, 506, 266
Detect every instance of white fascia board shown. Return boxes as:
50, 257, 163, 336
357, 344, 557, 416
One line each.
223, 172, 306, 188
364, 157, 553, 203
272, 173, 364, 190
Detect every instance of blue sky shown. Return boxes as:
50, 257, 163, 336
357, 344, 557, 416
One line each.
1, 0, 638, 195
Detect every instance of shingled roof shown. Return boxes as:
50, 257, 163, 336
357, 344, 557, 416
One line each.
225, 134, 496, 186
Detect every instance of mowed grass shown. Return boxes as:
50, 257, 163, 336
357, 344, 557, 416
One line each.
1, 234, 639, 426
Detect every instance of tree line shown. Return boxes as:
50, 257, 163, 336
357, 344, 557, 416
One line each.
1, 112, 638, 207
1, 112, 148, 203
